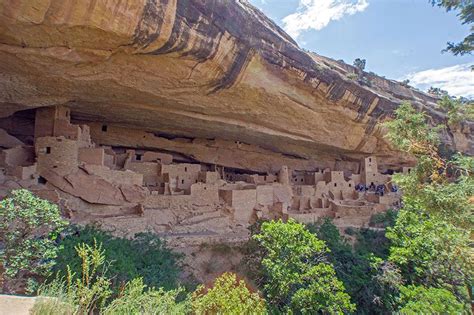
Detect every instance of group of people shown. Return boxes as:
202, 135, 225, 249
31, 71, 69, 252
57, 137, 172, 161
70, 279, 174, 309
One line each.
355, 183, 398, 196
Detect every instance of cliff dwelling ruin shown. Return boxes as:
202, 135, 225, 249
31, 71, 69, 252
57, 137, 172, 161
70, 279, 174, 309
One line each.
0, 105, 409, 241
0, 0, 471, 245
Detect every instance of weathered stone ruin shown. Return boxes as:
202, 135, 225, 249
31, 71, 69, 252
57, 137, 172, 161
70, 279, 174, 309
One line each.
0, 0, 472, 244
0, 105, 404, 240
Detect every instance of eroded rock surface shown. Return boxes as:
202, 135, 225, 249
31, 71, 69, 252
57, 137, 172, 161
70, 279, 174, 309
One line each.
1, 0, 471, 167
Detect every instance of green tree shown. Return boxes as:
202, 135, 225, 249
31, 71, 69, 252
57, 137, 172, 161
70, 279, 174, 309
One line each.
309, 218, 395, 314
431, 0, 473, 55
33, 240, 112, 314
427, 86, 449, 97
52, 226, 182, 293
34, 240, 190, 315
0, 189, 68, 293
384, 101, 473, 308
386, 206, 472, 300
192, 272, 266, 315
398, 285, 465, 314
103, 278, 190, 315
254, 219, 355, 314
438, 95, 474, 126
385, 101, 473, 227
353, 58, 366, 72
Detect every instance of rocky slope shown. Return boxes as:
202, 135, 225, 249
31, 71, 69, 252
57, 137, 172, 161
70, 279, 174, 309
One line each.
0, 0, 472, 168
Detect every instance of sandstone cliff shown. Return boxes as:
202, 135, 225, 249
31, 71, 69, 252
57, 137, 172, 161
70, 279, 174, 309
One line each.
0, 0, 472, 169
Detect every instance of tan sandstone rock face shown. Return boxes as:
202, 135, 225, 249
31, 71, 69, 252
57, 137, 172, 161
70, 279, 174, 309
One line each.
0, 0, 472, 168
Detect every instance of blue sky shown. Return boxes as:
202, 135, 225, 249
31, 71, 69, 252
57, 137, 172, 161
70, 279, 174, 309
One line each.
249, 0, 473, 97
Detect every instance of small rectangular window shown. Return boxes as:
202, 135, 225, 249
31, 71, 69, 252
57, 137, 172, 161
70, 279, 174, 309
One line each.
135, 154, 142, 161
46, 147, 51, 154
102, 125, 108, 132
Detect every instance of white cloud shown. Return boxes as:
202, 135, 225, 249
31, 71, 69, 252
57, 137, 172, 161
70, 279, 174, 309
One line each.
404, 63, 474, 98
282, 0, 369, 39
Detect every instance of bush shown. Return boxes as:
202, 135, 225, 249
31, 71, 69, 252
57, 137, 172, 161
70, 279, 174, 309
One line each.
308, 218, 393, 314
354, 228, 391, 259
398, 285, 465, 314
192, 272, 266, 315
369, 209, 398, 228
103, 278, 190, 315
52, 226, 182, 294
346, 73, 358, 80
34, 241, 190, 315
0, 189, 68, 293
254, 219, 355, 314
33, 241, 112, 314
386, 206, 472, 300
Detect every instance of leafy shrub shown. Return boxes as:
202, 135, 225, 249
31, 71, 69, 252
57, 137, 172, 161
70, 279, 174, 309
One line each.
369, 209, 398, 228
400, 79, 410, 87
353, 58, 366, 72
346, 73, 358, 80
383, 101, 473, 309
354, 228, 392, 259
52, 226, 181, 293
31, 280, 75, 315
308, 218, 393, 314
192, 272, 266, 315
254, 219, 355, 314
34, 241, 190, 315
398, 285, 465, 314
33, 241, 112, 314
103, 278, 190, 315
386, 206, 472, 300
0, 189, 68, 293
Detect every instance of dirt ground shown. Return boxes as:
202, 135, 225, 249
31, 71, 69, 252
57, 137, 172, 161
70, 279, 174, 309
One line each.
0, 295, 36, 315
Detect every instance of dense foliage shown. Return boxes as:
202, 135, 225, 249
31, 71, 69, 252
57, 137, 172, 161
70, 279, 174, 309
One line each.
33, 241, 189, 315
386, 205, 472, 300
33, 241, 112, 314
431, 0, 473, 55
6, 99, 474, 313
308, 217, 399, 314
52, 226, 182, 293
383, 101, 473, 311
254, 219, 355, 314
192, 272, 266, 314
398, 285, 465, 314
103, 279, 190, 315
438, 95, 474, 126
353, 58, 366, 72
0, 189, 68, 293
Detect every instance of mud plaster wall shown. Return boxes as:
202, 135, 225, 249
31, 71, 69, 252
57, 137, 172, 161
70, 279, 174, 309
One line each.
82, 164, 143, 186
0, 146, 34, 167
125, 161, 159, 186
36, 137, 79, 176
10, 164, 37, 180
233, 190, 257, 223
79, 147, 104, 166
161, 164, 201, 191
198, 171, 220, 184
143, 151, 173, 164
190, 183, 219, 206
256, 185, 273, 206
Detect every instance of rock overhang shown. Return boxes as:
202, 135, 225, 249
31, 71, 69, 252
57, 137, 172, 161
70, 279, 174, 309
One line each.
0, 0, 472, 166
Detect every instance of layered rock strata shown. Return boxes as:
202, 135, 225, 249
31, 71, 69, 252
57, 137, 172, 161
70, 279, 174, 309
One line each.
1, 0, 471, 168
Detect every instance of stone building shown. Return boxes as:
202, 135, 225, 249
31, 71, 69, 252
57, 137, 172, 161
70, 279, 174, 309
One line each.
0, 105, 403, 237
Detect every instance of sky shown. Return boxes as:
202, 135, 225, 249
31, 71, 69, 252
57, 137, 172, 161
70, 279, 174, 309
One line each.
248, 0, 473, 98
